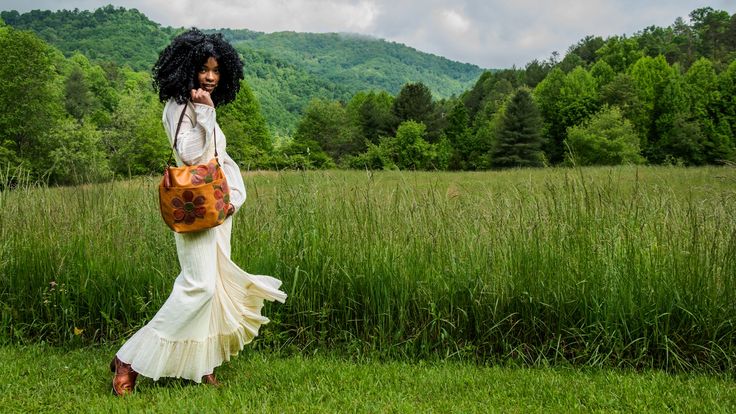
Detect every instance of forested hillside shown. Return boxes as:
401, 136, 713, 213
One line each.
292, 6, 736, 170
1, 6, 484, 133
0, 5, 734, 187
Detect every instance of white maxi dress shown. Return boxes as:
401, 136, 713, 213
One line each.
115, 99, 287, 382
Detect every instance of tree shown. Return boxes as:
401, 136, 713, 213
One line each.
533, 68, 566, 163
656, 114, 706, 165
558, 52, 584, 73
103, 73, 169, 176
590, 60, 615, 90
347, 90, 394, 145
628, 55, 677, 157
463, 71, 494, 118
534, 67, 599, 164
218, 80, 272, 166
559, 67, 599, 131
600, 73, 640, 124
0, 26, 63, 175
294, 98, 359, 162
568, 35, 605, 65
492, 88, 544, 168
391, 82, 435, 129
683, 57, 734, 163
383, 120, 434, 170
523, 59, 551, 88
718, 60, 736, 151
64, 65, 94, 121
596, 36, 644, 72
48, 118, 111, 184
442, 101, 472, 169
636, 25, 677, 61
650, 69, 691, 163
690, 7, 731, 62
564, 106, 644, 166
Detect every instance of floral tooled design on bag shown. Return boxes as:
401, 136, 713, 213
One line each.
189, 161, 221, 185
214, 179, 231, 220
171, 190, 206, 224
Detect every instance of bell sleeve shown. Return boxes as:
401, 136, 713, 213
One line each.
164, 102, 217, 166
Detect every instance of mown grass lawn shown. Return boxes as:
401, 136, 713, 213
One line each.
1, 344, 734, 413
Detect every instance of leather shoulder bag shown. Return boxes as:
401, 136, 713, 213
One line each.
158, 103, 230, 233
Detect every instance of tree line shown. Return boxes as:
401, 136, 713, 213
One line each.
292, 7, 736, 170
0, 7, 735, 186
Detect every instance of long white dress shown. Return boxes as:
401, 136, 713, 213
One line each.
115, 99, 287, 382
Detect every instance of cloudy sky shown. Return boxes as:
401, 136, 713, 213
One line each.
2, 0, 734, 68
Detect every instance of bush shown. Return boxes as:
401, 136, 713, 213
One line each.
565, 105, 644, 166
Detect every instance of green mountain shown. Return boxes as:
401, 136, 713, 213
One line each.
1, 6, 485, 133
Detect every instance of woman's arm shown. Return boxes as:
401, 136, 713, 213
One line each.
164, 102, 216, 166
164, 89, 217, 165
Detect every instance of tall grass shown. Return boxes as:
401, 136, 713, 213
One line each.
2, 166, 735, 371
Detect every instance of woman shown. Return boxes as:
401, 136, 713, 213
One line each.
110, 28, 286, 396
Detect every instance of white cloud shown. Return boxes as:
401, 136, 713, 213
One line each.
438, 9, 470, 35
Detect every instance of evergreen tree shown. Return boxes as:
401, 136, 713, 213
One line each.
391, 82, 434, 129
492, 88, 545, 168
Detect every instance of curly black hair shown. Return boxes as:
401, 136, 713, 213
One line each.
152, 28, 244, 107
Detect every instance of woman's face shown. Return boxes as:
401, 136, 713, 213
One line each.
197, 57, 220, 93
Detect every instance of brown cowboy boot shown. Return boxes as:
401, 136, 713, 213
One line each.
202, 373, 222, 388
110, 356, 139, 396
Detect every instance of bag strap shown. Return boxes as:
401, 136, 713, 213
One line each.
167, 102, 218, 166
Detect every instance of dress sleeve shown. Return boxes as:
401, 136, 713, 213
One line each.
220, 150, 246, 212
166, 103, 217, 166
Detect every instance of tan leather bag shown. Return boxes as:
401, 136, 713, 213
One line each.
158, 104, 230, 233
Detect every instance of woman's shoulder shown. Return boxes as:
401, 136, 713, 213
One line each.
164, 98, 186, 113
164, 98, 194, 124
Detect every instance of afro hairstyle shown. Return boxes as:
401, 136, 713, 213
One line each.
152, 28, 244, 107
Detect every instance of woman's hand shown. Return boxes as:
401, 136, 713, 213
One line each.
226, 203, 235, 217
191, 88, 214, 107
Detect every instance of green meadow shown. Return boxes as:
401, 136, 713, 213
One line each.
2, 344, 735, 413
1, 166, 735, 372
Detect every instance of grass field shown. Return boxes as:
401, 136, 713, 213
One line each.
1, 344, 735, 413
1, 166, 735, 371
